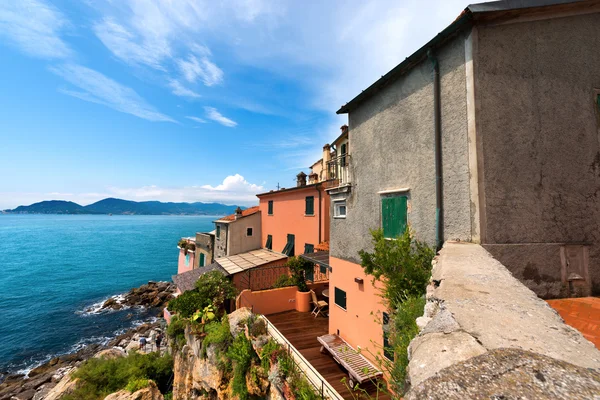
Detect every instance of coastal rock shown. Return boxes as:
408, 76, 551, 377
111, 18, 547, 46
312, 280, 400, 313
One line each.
32, 383, 56, 400
405, 348, 600, 400
22, 374, 51, 390
104, 380, 164, 400
11, 389, 36, 400
95, 348, 126, 359
44, 371, 79, 400
228, 308, 252, 339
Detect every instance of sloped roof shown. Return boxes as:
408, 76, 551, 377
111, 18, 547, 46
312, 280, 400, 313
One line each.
216, 249, 287, 275
172, 263, 228, 293
215, 206, 260, 222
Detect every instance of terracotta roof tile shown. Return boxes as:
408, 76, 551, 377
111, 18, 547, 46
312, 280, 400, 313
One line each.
217, 206, 260, 222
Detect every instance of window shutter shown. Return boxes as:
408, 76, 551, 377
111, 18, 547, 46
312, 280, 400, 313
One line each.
305, 196, 314, 215
216, 225, 221, 239
305, 266, 314, 282
268, 200, 273, 215
334, 287, 346, 310
199, 253, 205, 267
282, 234, 295, 256
382, 196, 407, 238
266, 235, 272, 250
304, 243, 314, 254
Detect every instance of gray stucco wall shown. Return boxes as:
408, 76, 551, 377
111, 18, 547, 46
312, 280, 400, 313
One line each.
228, 212, 262, 255
214, 222, 228, 258
475, 12, 600, 296
331, 33, 472, 262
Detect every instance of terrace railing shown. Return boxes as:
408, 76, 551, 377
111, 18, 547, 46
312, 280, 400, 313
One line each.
238, 262, 329, 292
326, 154, 351, 188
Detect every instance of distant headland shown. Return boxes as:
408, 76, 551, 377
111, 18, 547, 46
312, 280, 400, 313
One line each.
2, 198, 243, 216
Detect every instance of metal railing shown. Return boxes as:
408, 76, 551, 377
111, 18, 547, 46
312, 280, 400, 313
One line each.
261, 315, 344, 400
239, 263, 329, 292
326, 155, 351, 187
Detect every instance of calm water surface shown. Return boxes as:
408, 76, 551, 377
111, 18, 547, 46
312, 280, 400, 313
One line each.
0, 214, 214, 376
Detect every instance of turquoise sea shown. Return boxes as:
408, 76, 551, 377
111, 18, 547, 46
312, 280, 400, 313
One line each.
0, 214, 214, 378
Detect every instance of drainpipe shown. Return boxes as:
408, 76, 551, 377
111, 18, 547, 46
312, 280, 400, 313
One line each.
428, 49, 443, 251
316, 183, 322, 244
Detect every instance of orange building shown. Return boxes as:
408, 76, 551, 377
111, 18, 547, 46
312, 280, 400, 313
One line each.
257, 173, 330, 256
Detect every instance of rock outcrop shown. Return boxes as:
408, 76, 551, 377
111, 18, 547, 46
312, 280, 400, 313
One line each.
100, 281, 175, 311
104, 380, 164, 400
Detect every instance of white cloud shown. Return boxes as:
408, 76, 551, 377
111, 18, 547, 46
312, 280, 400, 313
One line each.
50, 64, 174, 122
168, 79, 201, 99
177, 55, 224, 86
0, 0, 72, 59
204, 107, 237, 127
186, 116, 207, 123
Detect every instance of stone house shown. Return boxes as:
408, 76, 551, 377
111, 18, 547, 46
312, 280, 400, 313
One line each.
327, 0, 600, 360
213, 206, 262, 258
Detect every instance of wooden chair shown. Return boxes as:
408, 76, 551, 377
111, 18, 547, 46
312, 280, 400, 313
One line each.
310, 290, 328, 317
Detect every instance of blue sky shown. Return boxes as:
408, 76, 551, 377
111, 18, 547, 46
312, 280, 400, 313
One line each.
0, 0, 475, 209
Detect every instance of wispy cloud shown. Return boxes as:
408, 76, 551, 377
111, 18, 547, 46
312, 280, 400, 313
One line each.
0, 0, 72, 59
51, 64, 174, 122
177, 55, 224, 86
168, 79, 201, 99
204, 107, 237, 127
186, 116, 207, 123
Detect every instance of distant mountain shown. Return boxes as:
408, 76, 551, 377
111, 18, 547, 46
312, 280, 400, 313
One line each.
4, 198, 243, 216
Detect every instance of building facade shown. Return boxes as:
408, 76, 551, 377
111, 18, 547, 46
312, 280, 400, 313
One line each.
214, 206, 262, 259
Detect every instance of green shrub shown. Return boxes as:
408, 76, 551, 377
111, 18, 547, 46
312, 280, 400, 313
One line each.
259, 339, 282, 370
125, 378, 149, 393
164, 393, 173, 400
273, 274, 294, 288
167, 291, 207, 318
227, 334, 256, 400
359, 229, 434, 306
201, 316, 232, 359
166, 315, 187, 350
286, 256, 314, 293
63, 352, 173, 400
195, 271, 237, 311
249, 318, 267, 338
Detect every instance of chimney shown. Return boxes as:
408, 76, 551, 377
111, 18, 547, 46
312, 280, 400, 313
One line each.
341, 125, 349, 135
323, 143, 331, 165
296, 172, 307, 187
235, 207, 243, 220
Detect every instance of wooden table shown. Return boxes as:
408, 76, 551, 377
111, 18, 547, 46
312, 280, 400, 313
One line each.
322, 288, 329, 298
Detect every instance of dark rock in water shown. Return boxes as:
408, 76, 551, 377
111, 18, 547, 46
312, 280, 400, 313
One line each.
405, 348, 600, 400
100, 281, 175, 312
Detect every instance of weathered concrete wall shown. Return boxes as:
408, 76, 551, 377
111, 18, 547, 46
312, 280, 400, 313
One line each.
214, 222, 228, 258
195, 232, 214, 267
228, 212, 262, 256
408, 243, 600, 391
475, 13, 600, 295
331, 33, 472, 263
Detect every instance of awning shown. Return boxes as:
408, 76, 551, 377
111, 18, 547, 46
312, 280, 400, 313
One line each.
299, 251, 330, 268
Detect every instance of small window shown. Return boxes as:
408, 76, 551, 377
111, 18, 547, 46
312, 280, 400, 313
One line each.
199, 252, 205, 267
265, 234, 272, 250
305, 196, 315, 215
383, 312, 393, 360
334, 287, 346, 310
334, 200, 346, 218
185, 254, 190, 267
304, 243, 314, 254
282, 234, 295, 256
246, 227, 253, 237
319, 265, 327, 274
382, 196, 407, 239
216, 225, 221, 239
268, 200, 274, 215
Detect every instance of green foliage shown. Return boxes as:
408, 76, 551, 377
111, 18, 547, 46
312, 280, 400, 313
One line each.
201, 316, 232, 359
178, 239, 196, 255
164, 393, 173, 400
125, 378, 149, 393
260, 339, 282, 371
227, 334, 256, 400
359, 229, 434, 306
63, 352, 173, 400
249, 318, 267, 338
166, 315, 187, 350
286, 256, 314, 293
167, 290, 207, 318
388, 295, 426, 394
195, 270, 238, 311
273, 273, 295, 288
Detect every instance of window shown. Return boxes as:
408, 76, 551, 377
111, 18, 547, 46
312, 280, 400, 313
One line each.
246, 227, 253, 237
216, 225, 221, 239
185, 254, 190, 267
265, 234, 272, 250
382, 196, 407, 239
268, 200, 274, 215
334, 200, 346, 218
319, 265, 328, 274
334, 287, 346, 310
340, 143, 347, 167
383, 312, 393, 360
199, 252, 205, 267
304, 243, 314, 254
305, 196, 315, 215
282, 234, 295, 256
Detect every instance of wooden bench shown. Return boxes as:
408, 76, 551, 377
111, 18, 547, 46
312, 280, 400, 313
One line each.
317, 334, 383, 388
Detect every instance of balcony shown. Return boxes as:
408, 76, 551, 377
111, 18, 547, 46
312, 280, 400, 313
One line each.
325, 155, 351, 191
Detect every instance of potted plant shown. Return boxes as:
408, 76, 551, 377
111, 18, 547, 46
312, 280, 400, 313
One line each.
286, 257, 314, 312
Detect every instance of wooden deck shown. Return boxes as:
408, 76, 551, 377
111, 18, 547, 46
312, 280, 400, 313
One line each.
266, 311, 391, 400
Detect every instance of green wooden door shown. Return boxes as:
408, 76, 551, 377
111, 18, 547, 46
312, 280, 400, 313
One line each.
199, 252, 205, 267
382, 196, 407, 239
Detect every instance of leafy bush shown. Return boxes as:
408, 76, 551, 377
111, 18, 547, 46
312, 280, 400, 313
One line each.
201, 316, 232, 359
195, 271, 237, 311
227, 334, 256, 400
167, 291, 207, 318
273, 274, 294, 288
249, 318, 267, 338
388, 295, 426, 394
125, 378, 149, 393
63, 352, 173, 400
260, 339, 282, 371
286, 256, 314, 293
166, 315, 187, 350
359, 229, 434, 306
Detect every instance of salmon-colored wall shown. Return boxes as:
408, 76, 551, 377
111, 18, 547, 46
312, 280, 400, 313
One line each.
258, 185, 330, 254
328, 256, 387, 364
177, 248, 195, 275
236, 282, 329, 315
